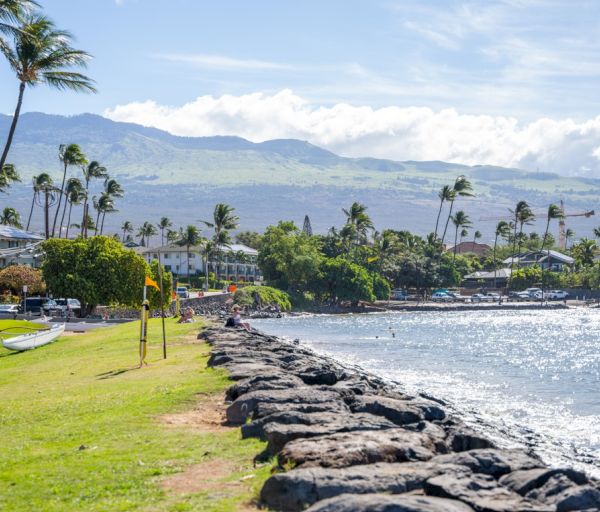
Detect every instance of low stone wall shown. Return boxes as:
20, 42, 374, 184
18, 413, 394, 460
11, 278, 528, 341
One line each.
200, 326, 600, 512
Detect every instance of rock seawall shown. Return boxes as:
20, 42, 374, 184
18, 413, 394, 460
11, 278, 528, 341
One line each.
200, 326, 600, 512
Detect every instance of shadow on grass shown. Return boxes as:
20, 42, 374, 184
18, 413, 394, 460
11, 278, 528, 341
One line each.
96, 366, 139, 379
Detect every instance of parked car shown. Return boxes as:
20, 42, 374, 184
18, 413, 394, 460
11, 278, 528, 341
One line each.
525, 288, 543, 299
547, 290, 568, 300
470, 293, 493, 302
18, 297, 60, 315
510, 291, 531, 300
446, 291, 469, 302
55, 298, 82, 316
390, 289, 409, 300
431, 292, 454, 302
176, 286, 189, 299
0, 304, 19, 316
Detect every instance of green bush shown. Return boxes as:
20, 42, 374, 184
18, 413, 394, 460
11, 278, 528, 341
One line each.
372, 274, 391, 300
233, 285, 291, 311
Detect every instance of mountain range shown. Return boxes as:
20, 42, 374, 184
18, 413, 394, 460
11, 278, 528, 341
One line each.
2, 112, 599, 240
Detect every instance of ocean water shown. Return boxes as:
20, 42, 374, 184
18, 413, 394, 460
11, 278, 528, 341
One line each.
252, 309, 600, 477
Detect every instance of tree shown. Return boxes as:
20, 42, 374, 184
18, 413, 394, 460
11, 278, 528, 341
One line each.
0, 1, 37, 37
146, 258, 173, 310
319, 257, 374, 305
0, 14, 96, 173
121, 220, 133, 242
176, 225, 201, 282
166, 228, 179, 244
434, 185, 454, 241
572, 238, 597, 268
41, 236, 148, 315
508, 201, 534, 283
459, 228, 469, 245
38, 174, 56, 239
137, 221, 157, 248
472, 230, 482, 245
52, 144, 87, 237
0, 264, 44, 294
565, 228, 575, 248
203, 203, 239, 270
61, 177, 84, 238
541, 203, 564, 294
0, 206, 21, 227
158, 216, 172, 245
81, 161, 107, 237
235, 230, 263, 250
593, 227, 600, 240
493, 220, 511, 288
342, 201, 373, 245
451, 210, 472, 263
0, 163, 20, 193
96, 193, 117, 235
441, 176, 474, 246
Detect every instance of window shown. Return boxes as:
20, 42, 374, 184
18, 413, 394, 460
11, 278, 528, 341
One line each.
164, 253, 169, 259
8, 241, 18, 248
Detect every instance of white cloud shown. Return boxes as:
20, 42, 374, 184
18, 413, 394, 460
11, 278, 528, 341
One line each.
104, 89, 600, 176
153, 53, 293, 71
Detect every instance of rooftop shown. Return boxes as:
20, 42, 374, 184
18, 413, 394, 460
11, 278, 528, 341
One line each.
0, 226, 44, 241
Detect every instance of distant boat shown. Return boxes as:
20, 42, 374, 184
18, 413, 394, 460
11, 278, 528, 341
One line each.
2, 324, 65, 352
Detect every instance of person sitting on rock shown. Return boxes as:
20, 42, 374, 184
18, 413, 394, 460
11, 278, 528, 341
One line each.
225, 304, 250, 330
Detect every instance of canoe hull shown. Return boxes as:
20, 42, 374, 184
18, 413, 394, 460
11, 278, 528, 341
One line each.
2, 324, 66, 351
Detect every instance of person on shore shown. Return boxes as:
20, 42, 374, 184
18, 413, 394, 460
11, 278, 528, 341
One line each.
225, 304, 250, 330
177, 307, 195, 323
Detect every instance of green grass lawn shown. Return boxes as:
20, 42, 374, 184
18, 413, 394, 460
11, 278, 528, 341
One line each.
0, 319, 270, 511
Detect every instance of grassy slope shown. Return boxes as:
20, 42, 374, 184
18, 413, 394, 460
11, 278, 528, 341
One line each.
0, 319, 270, 512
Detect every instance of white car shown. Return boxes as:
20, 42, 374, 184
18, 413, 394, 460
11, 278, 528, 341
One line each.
431, 292, 454, 302
471, 293, 493, 302
0, 304, 19, 315
547, 290, 569, 300
176, 286, 189, 298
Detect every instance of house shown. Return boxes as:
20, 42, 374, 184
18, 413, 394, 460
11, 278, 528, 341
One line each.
446, 241, 491, 257
141, 243, 262, 283
462, 268, 512, 289
0, 226, 44, 268
502, 250, 574, 272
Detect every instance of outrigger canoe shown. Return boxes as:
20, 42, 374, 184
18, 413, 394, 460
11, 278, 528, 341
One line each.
2, 323, 65, 351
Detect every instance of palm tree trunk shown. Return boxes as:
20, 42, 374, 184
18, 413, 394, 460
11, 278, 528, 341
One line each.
122, 229, 125, 242
453, 225, 459, 264
186, 246, 190, 282
52, 162, 68, 237
434, 198, 444, 239
508, 218, 518, 289
44, 191, 50, 239
66, 201, 73, 239
493, 233, 499, 289
541, 218, 551, 297
95, 209, 100, 235
204, 254, 209, 291
58, 189, 69, 238
440, 199, 455, 247
100, 211, 106, 235
26, 191, 36, 231
0, 82, 25, 172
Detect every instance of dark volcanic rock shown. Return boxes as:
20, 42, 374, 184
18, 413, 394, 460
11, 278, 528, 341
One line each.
430, 449, 543, 478
424, 472, 553, 512
225, 373, 304, 401
253, 400, 351, 419
259, 461, 470, 511
348, 395, 428, 425
446, 425, 497, 452
263, 413, 398, 454
500, 467, 588, 496
525, 474, 600, 511
278, 428, 447, 468
305, 493, 476, 512
225, 363, 284, 381
226, 387, 341, 424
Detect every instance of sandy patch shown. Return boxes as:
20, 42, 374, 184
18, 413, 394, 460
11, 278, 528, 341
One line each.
160, 393, 232, 433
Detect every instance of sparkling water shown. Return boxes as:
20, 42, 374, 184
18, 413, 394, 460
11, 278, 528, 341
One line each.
252, 309, 600, 476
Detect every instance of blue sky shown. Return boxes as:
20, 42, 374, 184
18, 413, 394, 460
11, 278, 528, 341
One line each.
2, 0, 600, 173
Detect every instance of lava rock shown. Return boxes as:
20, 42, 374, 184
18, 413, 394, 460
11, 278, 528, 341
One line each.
305, 493, 476, 512
500, 467, 588, 496
430, 449, 543, 478
225, 373, 304, 401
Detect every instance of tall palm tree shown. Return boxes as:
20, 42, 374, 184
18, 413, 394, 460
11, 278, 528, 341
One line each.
81, 161, 107, 237
0, 163, 20, 193
158, 216, 172, 245
52, 143, 87, 237
342, 201, 373, 245
472, 230, 482, 246
137, 221, 157, 247
121, 220, 133, 242
459, 228, 469, 245
103, 177, 123, 198
441, 176, 474, 247
96, 193, 117, 235
508, 200, 534, 274
166, 228, 179, 244
37, 174, 56, 239
451, 210, 472, 263
203, 203, 239, 265
434, 185, 454, 241
199, 238, 215, 291
0, 206, 21, 227
177, 225, 201, 282
593, 227, 600, 240
64, 179, 84, 239
565, 228, 575, 248
493, 220, 511, 288
541, 203, 564, 293
0, 14, 96, 172
25, 172, 49, 230
0, 1, 37, 35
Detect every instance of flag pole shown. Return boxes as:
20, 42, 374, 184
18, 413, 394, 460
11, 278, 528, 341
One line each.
157, 252, 167, 359
139, 284, 148, 367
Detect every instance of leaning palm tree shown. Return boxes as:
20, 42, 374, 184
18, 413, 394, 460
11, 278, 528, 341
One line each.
0, 14, 96, 172
177, 225, 201, 282
593, 227, 600, 240
37, 174, 56, 239
199, 238, 215, 291
202, 203, 239, 263
342, 201, 374, 245
434, 185, 454, 241
97, 193, 116, 235
493, 220, 511, 288
136, 221, 157, 248
508, 201, 533, 272
81, 161, 107, 237
25, 172, 50, 230
158, 216, 172, 245
52, 143, 87, 237
0, 163, 20, 193
441, 176, 474, 247
58, 176, 83, 237
451, 210, 472, 263
103, 177, 123, 198
459, 228, 469, 245
0, 206, 21, 227
166, 228, 179, 244
121, 220, 133, 242
472, 230, 482, 246
565, 228, 575, 248
540, 203, 564, 293
0, 1, 37, 35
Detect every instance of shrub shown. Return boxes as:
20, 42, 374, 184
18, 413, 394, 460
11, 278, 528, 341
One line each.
233, 285, 291, 311
0, 265, 45, 295
372, 274, 391, 300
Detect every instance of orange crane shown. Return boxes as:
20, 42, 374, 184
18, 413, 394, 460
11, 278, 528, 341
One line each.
479, 200, 595, 250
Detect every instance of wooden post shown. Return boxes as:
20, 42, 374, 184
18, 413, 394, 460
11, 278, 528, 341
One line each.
157, 252, 167, 359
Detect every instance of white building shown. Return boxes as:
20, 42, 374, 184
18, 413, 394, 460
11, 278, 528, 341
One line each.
0, 226, 44, 268
141, 243, 262, 282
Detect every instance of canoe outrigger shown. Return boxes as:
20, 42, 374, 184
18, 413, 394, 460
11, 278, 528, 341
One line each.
1, 324, 65, 352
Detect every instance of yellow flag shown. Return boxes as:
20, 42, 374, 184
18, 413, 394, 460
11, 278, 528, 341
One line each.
145, 276, 160, 291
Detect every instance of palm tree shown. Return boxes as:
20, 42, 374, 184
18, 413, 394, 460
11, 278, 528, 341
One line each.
509, 201, 534, 273
0, 1, 37, 34
158, 216, 172, 245
441, 176, 474, 247
459, 228, 469, 245
38, 174, 56, 239
472, 230, 482, 246
593, 227, 600, 240
64, 179, 84, 239
0, 163, 20, 193
434, 185, 454, 241
95, 193, 116, 235
451, 210, 472, 263
203, 203, 239, 265
199, 238, 215, 291
137, 221, 157, 248
0, 206, 21, 227
565, 228, 575, 248
0, 14, 96, 172
342, 201, 374, 245
541, 204, 564, 294
493, 221, 511, 288
81, 161, 107, 237
177, 225, 201, 282
52, 144, 87, 237
166, 228, 179, 244
121, 220, 133, 242
103, 177, 123, 199
572, 238, 597, 268
25, 172, 48, 230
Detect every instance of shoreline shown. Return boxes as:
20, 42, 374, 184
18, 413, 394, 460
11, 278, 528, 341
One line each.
204, 324, 600, 511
